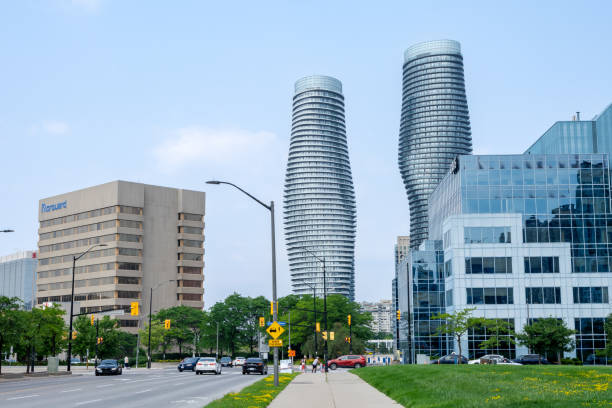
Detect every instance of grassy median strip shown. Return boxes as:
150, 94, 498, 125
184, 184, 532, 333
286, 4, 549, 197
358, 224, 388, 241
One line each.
204, 373, 298, 408
353, 365, 612, 407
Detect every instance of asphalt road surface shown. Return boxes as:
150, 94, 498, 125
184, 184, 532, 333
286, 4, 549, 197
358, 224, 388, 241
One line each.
0, 366, 262, 408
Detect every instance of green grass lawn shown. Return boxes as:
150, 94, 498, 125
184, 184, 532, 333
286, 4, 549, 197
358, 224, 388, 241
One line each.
353, 365, 612, 407
204, 373, 298, 408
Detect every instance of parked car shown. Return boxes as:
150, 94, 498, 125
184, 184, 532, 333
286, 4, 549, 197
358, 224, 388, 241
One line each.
328, 355, 366, 370
70, 357, 81, 364
220, 357, 233, 367
430, 353, 469, 364
513, 354, 550, 365
195, 357, 221, 375
95, 359, 122, 376
497, 358, 522, 366
242, 358, 268, 375
233, 357, 246, 366
468, 354, 505, 364
178, 357, 200, 372
584, 354, 612, 365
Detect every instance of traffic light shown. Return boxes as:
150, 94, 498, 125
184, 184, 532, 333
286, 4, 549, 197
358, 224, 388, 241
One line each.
321, 331, 327, 340
259, 317, 265, 327
315, 322, 320, 332
330, 331, 335, 341
164, 319, 171, 330
90, 315, 95, 326
270, 301, 278, 315
396, 310, 401, 320
97, 337, 103, 344
72, 331, 77, 340
130, 301, 139, 316
347, 314, 352, 326
345, 337, 351, 343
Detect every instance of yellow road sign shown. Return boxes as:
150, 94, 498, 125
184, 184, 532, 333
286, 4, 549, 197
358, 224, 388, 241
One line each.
266, 321, 285, 339
269, 339, 283, 347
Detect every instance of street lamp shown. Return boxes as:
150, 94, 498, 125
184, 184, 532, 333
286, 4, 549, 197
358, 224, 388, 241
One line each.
299, 247, 328, 373
1, 229, 14, 232
67, 243, 108, 372
147, 279, 176, 369
301, 281, 317, 354
206, 180, 280, 387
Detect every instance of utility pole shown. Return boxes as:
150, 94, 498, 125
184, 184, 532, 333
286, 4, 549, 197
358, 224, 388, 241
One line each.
94, 320, 99, 368
289, 311, 292, 364
216, 322, 219, 360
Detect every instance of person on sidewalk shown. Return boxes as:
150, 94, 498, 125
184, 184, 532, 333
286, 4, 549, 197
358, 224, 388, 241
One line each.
301, 357, 306, 373
312, 356, 319, 373
124, 356, 129, 369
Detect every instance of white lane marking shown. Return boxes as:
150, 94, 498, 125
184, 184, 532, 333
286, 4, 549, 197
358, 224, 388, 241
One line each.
96, 384, 113, 388
61, 389, 82, 393
7, 395, 39, 400
75, 399, 103, 406
173, 382, 185, 385
134, 388, 152, 394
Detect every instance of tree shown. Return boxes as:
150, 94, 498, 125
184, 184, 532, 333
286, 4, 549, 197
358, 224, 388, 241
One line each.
208, 293, 253, 357
0, 296, 24, 374
431, 308, 479, 363
37, 304, 66, 357
477, 318, 516, 355
139, 321, 171, 358
73, 315, 134, 360
517, 318, 575, 363
156, 306, 206, 358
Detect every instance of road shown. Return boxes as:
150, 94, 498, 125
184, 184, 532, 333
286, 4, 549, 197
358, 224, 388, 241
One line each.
0, 366, 262, 408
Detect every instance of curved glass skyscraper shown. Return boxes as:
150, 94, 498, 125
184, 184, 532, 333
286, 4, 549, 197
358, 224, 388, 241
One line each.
398, 40, 472, 249
284, 75, 356, 300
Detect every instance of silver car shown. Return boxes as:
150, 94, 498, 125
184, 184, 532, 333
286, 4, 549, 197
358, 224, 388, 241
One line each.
195, 357, 221, 375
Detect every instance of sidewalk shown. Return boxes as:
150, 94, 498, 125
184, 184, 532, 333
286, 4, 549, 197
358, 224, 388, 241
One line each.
269, 370, 401, 407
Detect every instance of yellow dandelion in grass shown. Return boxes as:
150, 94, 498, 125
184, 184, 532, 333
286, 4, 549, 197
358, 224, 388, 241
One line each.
491, 395, 501, 400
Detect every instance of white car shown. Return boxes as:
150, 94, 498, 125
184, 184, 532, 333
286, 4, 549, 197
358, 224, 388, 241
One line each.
233, 357, 246, 366
195, 357, 221, 375
468, 354, 505, 364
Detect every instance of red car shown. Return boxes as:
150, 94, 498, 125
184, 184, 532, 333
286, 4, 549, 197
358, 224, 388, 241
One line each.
328, 355, 366, 370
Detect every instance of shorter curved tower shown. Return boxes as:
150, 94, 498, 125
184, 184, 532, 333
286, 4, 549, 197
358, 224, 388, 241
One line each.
284, 75, 356, 300
398, 40, 472, 249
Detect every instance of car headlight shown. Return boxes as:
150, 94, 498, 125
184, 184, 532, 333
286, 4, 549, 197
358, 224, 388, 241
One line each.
96, 368, 101, 371
111, 367, 117, 371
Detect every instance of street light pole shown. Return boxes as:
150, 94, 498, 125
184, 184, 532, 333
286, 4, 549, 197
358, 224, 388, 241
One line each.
303, 282, 317, 355
299, 247, 328, 373
206, 180, 279, 386
147, 279, 175, 369
216, 322, 219, 360
67, 243, 107, 372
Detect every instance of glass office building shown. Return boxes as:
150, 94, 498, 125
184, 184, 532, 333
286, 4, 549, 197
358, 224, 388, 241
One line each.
419, 153, 612, 362
0, 251, 37, 310
284, 75, 356, 300
398, 40, 472, 249
526, 103, 612, 165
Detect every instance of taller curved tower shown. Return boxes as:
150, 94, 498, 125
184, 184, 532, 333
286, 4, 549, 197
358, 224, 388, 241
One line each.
398, 40, 472, 249
284, 75, 356, 300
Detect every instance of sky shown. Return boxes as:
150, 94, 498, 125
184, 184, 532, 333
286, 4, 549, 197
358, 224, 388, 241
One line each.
1, 0, 611, 307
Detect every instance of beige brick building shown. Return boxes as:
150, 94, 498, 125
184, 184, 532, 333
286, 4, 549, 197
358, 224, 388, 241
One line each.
36, 181, 205, 332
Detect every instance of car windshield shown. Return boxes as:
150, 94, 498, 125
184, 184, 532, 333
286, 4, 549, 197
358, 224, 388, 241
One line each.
185, 358, 198, 363
236, 357, 245, 360
200, 358, 215, 362
221, 357, 231, 361
100, 360, 116, 365
246, 358, 262, 363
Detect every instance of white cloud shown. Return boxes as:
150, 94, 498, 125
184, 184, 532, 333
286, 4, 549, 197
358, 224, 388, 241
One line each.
42, 121, 70, 135
153, 127, 277, 171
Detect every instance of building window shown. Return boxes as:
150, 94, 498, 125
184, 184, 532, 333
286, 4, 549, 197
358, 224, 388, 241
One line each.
179, 240, 203, 248
117, 262, 140, 271
575, 318, 607, 364
466, 288, 514, 305
180, 253, 202, 261
465, 257, 512, 274
119, 234, 141, 243
464, 227, 511, 244
444, 260, 452, 277
119, 206, 142, 215
117, 277, 140, 285
182, 293, 202, 301
180, 213, 203, 222
524, 257, 560, 273
180, 266, 202, 275
445, 289, 453, 307
181, 280, 202, 288
468, 318, 516, 359
179, 226, 203, 235
118, 319, 139, 327
119, 219, 142, 229
117, 291, 140, 299
573, 287, 609, 304
526, 287, 561, 304
118, 248, 140, 256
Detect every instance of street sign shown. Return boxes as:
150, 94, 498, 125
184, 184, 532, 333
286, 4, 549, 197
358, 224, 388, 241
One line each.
266, 321, 285, 339
269, 339, 283, 347
266, 321, 287, 326
288, 349, 296, 357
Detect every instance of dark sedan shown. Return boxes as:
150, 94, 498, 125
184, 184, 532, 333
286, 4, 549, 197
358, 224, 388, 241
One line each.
220, 357, 233, 367
513, 354, 550, 365
95, 359, 122, 376
242, 358, 268, 375
430, 353, 469, 364
178, 357, 200, 372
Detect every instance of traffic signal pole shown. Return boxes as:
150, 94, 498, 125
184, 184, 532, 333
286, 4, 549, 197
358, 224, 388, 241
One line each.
95, 320, 99, 368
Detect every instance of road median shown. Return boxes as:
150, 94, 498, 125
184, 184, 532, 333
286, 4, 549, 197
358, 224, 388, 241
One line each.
204, 373, 298, 408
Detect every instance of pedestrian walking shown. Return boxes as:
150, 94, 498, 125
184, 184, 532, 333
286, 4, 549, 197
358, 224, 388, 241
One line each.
312, 356, 319, 373
301, 357, 306, 373
124, 356, 129, 369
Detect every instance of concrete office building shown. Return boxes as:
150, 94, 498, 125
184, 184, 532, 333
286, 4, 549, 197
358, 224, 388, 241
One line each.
360, 300, 394, 334
0, 251, 37, 310
36, 181, 205, 333
397, 153, 612, 364
398, 40, 472, 249
284, 75, 357, 300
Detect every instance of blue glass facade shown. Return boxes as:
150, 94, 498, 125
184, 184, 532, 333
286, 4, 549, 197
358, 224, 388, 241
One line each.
284, 75, 356, 300
398, 40, 472, 249
526, 104, 612, 165
0, 251, 37, 310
